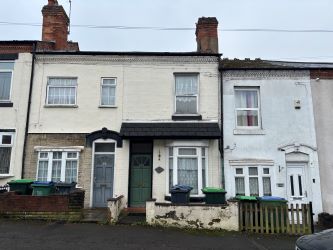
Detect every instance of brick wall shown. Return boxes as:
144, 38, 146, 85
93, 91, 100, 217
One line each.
0, 189, 84, 212
195, 17, 219, 53
24, 133, 92, 207
310, 69, 333, 79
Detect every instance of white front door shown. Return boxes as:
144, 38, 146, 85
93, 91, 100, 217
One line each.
287, 163, 308, 205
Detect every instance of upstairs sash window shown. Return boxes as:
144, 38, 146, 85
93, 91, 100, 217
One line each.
175, 74, 198, 114
235, 88, 260, 128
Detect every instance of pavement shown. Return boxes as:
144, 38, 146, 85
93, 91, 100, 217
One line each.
0, 219, 298, 250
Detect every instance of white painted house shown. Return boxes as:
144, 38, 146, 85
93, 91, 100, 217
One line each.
222, 59, 323, 219
0, 53, 33, 185
23, 17, 222, 209
310, 67, 333, 214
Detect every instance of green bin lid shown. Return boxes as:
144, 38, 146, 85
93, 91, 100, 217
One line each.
236, 195, 257, 201
202, 187, 226, 193
8, 179, 34, 184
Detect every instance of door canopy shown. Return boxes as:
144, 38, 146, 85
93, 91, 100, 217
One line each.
86, 127, 123, 147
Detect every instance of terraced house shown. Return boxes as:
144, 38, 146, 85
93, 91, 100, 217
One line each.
0, 0, 78, 186
3, 0, 333, 224
22, 16, 222, 209
221, 59, 333, 220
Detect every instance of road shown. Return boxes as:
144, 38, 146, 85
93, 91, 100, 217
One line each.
0, 220, 297, 250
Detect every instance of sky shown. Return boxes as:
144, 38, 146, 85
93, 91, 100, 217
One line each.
1, 0, 333, 62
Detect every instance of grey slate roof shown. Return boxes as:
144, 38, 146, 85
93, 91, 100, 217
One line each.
120, 122, 221, 139
220, 58, 333, 70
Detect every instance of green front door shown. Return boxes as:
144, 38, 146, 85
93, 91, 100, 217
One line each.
129, 154, 152, 207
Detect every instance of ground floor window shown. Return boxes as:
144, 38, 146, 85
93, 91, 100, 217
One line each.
37, 151, 79, 182
0, 132, 14, 174
169, 146, 208, 195
234, 166, 271, 196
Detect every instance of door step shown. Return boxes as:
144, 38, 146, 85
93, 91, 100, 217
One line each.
124, 207, 146, 214
117, 213, 146, 225
82, 208, 110, 223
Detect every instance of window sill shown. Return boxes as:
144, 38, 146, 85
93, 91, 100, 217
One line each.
98, 105, 117, 109
0, 175, 14, 179
233, 129, 265, 135
44, 105, 78, 108
172, 114, 202, 121
0, 102, 13, 107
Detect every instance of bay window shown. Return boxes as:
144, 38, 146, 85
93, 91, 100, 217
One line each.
46, 77, 77, 105
37, 151, 79, 182
235, 88, 260, 128
168, 146, 207, 195
0, 132, 14, 174
234, 166, 272, 197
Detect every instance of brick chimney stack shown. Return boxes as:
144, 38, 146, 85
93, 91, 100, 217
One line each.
195, 17, 219, 54
42, 0, 70, 50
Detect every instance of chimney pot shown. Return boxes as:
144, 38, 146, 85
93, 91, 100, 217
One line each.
195, 17, 219, 54
48, 0, 58, 6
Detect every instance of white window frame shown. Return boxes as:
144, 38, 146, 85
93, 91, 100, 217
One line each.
234, 87, 261, 129
36, 150, 79, 182
46, 77, 78, 106
100, 77, 117, 107
0, 132, 15, 175
0, 70, 13, 102
167, 145, 208, 196
174, 73, 199, 115
234, 166, 272, 197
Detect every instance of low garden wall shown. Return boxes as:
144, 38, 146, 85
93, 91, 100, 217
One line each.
0, 189, 85, 221
107, 195, 125, 223
146, 200, 239, 231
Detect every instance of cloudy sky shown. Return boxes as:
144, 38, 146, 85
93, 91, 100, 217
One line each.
1, 0, 333, 62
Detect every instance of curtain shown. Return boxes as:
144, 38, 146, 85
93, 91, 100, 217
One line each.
177, 158, 198, 194
175, 75, 198, 114
236, 110, 258, 126
37, 161, 48, 181
48, 78, 77, 86
48, 87, 76, 105
235, 90, 258, 108
175, 75, 198, 95
249, 177, 259, 196
0, 147, 11, 174
235, 90, 259, 126
0, 72, 12, 101
48, 78, 76, 105
249, 167, 258, 175
51, 152, 62, 182
235, 177, 245, 196
176, 96, 197, 114
101, 85, 116, 105
263, 177, 271, 196
65, 160, 77, 183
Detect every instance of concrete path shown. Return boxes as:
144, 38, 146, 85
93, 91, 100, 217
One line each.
0, 220, 297, 250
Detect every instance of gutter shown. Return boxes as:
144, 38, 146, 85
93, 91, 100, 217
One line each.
219, 65, 225, 188
34, 51, 222, 58
21, 42, 36, 178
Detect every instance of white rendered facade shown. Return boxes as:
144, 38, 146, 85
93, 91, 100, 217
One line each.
223, 70, 323, 219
